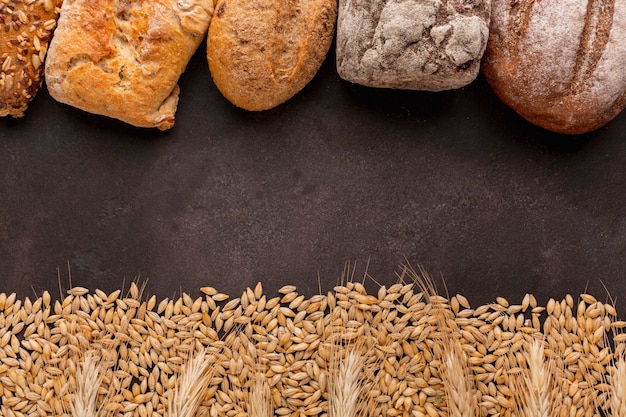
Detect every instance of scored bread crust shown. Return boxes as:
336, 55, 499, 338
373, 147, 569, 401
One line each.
207, 0, 337, 112
482, 0, 626, 135
0, 0, 60, 118
45, 0, 213, 130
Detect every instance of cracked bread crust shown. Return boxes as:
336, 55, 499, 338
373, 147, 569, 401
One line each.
45, 0, 212, 130
335, 0, 491, 91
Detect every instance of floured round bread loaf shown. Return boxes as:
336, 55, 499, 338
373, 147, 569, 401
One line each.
45, 0, 213, 130
482, 0, 626, 134
336, 0, 490, 91
207, 0, 337, 111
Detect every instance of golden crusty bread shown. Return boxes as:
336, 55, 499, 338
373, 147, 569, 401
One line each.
207, 0, 337, 111
0, 0, 60, 118
45, 0, 213, 130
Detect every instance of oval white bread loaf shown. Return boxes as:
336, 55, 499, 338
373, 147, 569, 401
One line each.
45, 0, 213, 130
206, 0, 337, 111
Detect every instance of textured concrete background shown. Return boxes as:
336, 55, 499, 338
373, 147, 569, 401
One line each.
1, 44, 625, 311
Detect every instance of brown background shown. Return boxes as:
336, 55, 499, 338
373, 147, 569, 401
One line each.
1, 43, 625, 312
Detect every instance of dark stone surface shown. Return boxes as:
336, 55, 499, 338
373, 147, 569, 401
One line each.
1, 42, 625, 312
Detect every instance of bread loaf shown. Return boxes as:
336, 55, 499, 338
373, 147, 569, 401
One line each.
0, 0, 60, 118
206, 0, 337, 111
45, 0, 213, 130
482, 0, 626, 134
336, 0, 490, 91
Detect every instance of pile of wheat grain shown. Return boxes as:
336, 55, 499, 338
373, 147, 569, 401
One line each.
0, 270, 624, 417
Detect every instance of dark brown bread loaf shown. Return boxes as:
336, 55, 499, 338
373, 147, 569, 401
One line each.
0, 0, 60, 117
335, 0, 491, 91
482, 0, 626, 134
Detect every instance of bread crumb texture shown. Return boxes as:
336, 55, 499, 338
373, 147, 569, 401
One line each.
44, 0, 213, 130
336, 0, 490, 91
482, 0, 626, 134
207, 0, 337, 111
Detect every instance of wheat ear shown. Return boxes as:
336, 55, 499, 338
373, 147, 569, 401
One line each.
329, 347, 365, 417
403, 265, 478, 417
441, 340, 477, 417
327, 266, 377, 417
71, 351, 104, 417
526, 339, 552, 417
514, 338, 562, 417
608, 353, 626, 416
167, 348, 215, 417
249, 370, 273, 417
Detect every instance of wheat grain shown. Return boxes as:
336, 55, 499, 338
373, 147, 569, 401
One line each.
1, 273, 626, 417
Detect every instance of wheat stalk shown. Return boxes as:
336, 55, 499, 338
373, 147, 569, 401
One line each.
70, 351, 104, 417
329, 347, 365, 417
431, 302, 478, 417
441, 340, 477, 417
513, 337, 563, 417
327, 264, 378, 417
65, 280, 148, 417
167, 348, 216, 417
327, 294, 368, 417
249, 370, 273, 417
597, 283, 625, 416
524, 339, 552, 417
66, 327, 126, 417
402, 264, 478, 417
609, 353, 626, 417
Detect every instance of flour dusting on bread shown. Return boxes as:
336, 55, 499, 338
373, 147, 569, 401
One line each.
336, 0, 491, 91
483, 0, 626, 134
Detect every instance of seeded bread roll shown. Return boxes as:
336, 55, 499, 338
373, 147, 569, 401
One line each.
336, 0, 490, 91
0, 0, 60, 118
207, 0, 337, 111
482, 0, 626, 134
45, 0, 213, 130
